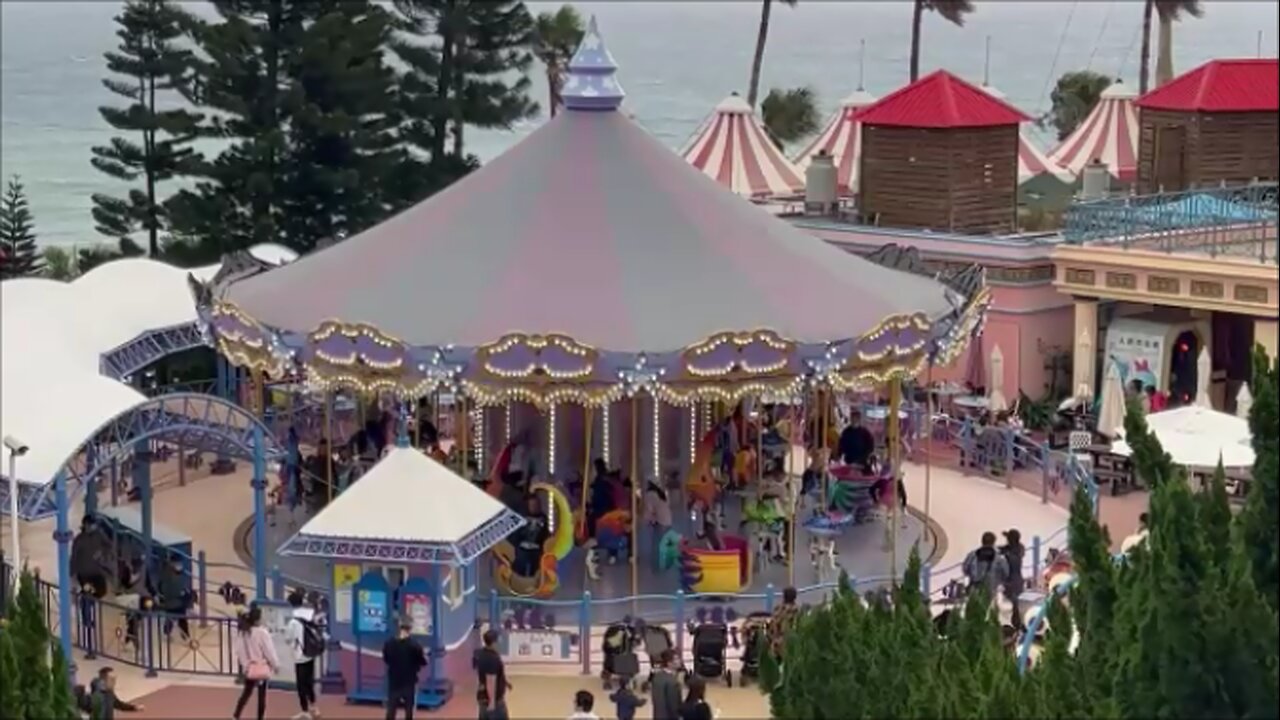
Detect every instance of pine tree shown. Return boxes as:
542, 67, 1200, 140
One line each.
10, 569, 54, 719
48, 648, 78, 719
1199, 458, 1233, 575
1238, 347, 1279, 611
1065, 480, 1119, 705
393, 0, 538, 162
0, 622, 21, 717
0, 176, 44, 278
276, 0, 407, 251
90, 0, 202, 257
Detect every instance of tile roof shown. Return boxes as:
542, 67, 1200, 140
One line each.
1136, 58, 1278, 113
854, 70, 1029, 129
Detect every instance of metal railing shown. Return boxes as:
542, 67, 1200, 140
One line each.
1063, 182, 1279, 263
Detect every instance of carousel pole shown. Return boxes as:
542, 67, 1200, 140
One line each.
888, 375, 902, 587
581, 407, 595, 527
459, 395, 469, 476
818, 388, 828, 510
924, 363, 934, 526
324, 391, 334, 502
629, 395, 640, 603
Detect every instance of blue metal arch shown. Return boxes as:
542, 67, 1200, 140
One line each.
99, 322, 208, 381
7, 393, 283, 520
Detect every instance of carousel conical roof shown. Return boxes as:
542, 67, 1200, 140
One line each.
223, 20, 951, 354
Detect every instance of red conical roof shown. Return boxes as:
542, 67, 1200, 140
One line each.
1136, 58, 1278, 113
855, 70, 1029, 129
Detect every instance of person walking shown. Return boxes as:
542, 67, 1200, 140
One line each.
649, 649, 682, 720
474, 629, 511, 720
569, 690, 600, 720
286, 589, 325, 718
232, 604, 279, 720
1000, 529, 1027, 630
383, 616, 428, 720
87, 667, 143, 719
679, 676, 713, 720
962, 531, 1010, 605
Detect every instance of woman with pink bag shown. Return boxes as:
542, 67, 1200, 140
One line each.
232, 604, 280, 720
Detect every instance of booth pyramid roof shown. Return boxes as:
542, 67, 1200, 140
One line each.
855, 70, 1029, 129
1136, 58, 1278, 113
279, 447, 524, 563
680, 93, 805, 199
222, 19, 952, 354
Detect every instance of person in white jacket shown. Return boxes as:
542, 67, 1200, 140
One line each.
285, 590, 322, 719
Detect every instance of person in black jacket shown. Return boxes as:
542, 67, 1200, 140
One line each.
382, 616, 427, 720
837, 411, 876, 471
679, 676, 713, 720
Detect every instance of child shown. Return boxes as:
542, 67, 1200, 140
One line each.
608, 684, 647, 720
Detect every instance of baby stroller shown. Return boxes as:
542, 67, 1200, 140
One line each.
690, 622, 732, 686
601, 622, 641, 690
638, 623, 681, 692
737, 612, 772, 685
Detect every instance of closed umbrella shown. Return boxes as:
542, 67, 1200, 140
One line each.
1195, 347, 1212, 408
1097, 360, 1126, 438
988, 344, 1008, 413
965, 332, 986, 391
1236, 383, 1253, 419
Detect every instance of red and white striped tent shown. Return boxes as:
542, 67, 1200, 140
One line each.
1047, 81, 1139, 184
681, 93, 805, 200
793, 89, 877, 195
981, 84, 1074, 186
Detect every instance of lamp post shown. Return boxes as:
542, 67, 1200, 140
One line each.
4, 435, 31, 575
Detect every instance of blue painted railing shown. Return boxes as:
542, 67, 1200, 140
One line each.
1063, 181, 1278, 264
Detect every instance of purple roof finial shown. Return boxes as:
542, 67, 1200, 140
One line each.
561, 16, 624, 112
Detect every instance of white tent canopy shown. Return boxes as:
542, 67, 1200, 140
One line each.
1110, 405, 1254, 468
290, 448, 514, 546
0, 245, 296, 488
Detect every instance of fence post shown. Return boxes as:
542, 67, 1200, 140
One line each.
764, 583, 776, 613
197, 550, 208, 628
1003, 430, 1014, 488
675, 590, 686, 658
144, 608, 158, 678
1040, 443, 1050, 504
271, 566, 284, 601
580, 591, 592, 676
1031, 535, 1042, 585
488, 589, 500, 631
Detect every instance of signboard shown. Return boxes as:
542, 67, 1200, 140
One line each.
356, 588, 389, 635
1106, 325, 1166, 391
401, 591, 432, 637
500, 630, 574, 663
333, 563, 361, 625
257, 601, 298, 685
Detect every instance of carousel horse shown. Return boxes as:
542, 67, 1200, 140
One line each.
808, 535, 839, 584
742, 498, 786, 568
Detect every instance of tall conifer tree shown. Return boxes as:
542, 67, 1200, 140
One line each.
91, 0, 202, 257
1238, 347, 1279, 611
0, 176, 43, 278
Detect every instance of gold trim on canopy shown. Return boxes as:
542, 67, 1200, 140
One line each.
476, 333, 599, 382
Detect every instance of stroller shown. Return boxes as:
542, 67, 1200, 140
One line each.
600, 622, 641, 690
638, 623, 681, 692
690, 622, 733, 686
737, 612, 772, 685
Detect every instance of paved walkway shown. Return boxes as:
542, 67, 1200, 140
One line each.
6, 445, 1143, 715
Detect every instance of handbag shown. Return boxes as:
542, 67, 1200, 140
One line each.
245, 659, 272, 681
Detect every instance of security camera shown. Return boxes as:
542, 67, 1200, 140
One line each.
3, 436, 29, 456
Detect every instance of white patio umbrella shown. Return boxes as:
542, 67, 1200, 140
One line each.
1236, 383, 1254, 419
1194, 346, 1212, 408
1096, 360, 1126, 438
1111, 405, 1254, 467
988, 344, 1008, 413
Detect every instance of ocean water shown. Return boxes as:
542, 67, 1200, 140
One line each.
2, 0, 1276, 247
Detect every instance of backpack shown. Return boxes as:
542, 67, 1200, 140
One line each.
296, 617, 326, 659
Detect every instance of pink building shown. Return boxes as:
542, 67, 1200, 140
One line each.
791, 220, 1076, 401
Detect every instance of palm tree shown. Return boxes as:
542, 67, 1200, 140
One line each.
909, 0, 975, 83
532, 5, 586, 118
1139, 0, 1203, 94
761, 86, 820, 150
747, 0, 798, 109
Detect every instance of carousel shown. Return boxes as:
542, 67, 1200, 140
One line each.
190, 18, 990, 618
